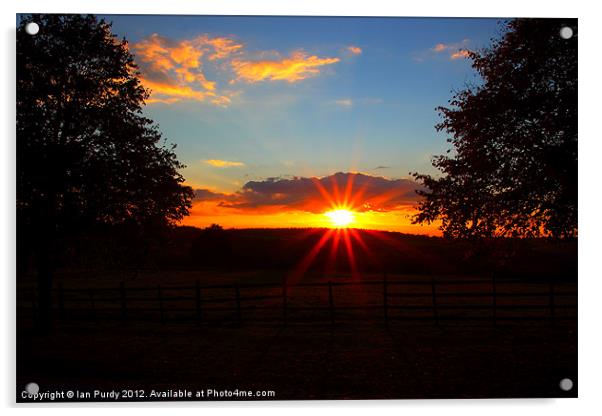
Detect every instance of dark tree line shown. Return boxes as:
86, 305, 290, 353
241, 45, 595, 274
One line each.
17, 15, 194, 329
413, 19, 577, 239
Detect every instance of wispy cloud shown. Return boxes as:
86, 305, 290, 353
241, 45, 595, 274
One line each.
132, 33, 240, 106
413, 39, 471, 62
231, 51, 340, 84
450, 49, 471, 60
133, 34, 354, 105
204, 159, 246, 168
347, 45, 362, 55
204, 37, 244, 61
331, 97, 382, 108
334, 99, 353, 107
432, 43, 447, 53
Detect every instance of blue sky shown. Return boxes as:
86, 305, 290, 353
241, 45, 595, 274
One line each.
103, 15, 502, 193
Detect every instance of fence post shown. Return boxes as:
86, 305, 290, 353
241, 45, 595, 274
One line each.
120, 281, 127, 321
383, 273, 389, 326
58, 281, 65, 320
549, 279, 556, 326
195, 279, 202, 324
431, 276, 439, 326
89, 289, 96, 322
235, 283, 242, 325
492, 273, 497, 327
328, 281, 335, 327
158, 285, 164, 323
282, 276, 288, 327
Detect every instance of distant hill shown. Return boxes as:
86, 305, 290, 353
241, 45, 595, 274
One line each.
150, 227, 576, 280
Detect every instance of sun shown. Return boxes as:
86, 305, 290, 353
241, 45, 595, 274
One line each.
325, 209, 355, 228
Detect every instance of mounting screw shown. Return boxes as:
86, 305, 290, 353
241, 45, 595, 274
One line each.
559, 378, 573, 391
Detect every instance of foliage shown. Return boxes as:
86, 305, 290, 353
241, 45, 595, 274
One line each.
189, 224, 233, 265
413, 19, 577, 238
17, 14, 193, 242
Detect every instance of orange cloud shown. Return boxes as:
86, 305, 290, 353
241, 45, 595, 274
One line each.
450, 50, 470, 60
231, 51, 340, 83
428, 39, 471, 61
170, 41, 203, 68
146, 96, 182, 105
347, 45, 362, 55
134, 34, 175, 72
432, 43, 447, 52
204, 36, 244, 60
140, 78, 209, 101
133, 34, 238, 106
133, 34, 355, 104
204, 159, 246, 168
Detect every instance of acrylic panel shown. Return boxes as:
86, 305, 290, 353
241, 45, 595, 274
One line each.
16, 14, 577, 402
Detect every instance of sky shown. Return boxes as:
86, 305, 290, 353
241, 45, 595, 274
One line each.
103, 15, 503, 234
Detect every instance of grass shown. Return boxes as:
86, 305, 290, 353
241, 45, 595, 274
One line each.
17, 320, 576, 400
17, 269, 577, 400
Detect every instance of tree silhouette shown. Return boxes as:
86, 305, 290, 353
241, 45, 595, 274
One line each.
17, 15, 194, 328
413, 19, 577, 239
189, 224, 233, 266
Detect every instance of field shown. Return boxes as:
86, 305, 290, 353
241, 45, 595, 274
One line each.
17, 265, 577, 400
18, 315, 576, 400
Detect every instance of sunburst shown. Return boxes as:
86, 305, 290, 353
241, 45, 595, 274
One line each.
324, 208, 355, 228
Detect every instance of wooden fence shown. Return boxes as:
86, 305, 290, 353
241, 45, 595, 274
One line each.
18, 275, 577, 326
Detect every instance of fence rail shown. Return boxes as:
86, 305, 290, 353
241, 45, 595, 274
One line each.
18, 275, 577, 326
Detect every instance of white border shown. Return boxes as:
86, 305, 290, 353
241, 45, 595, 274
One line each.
2, 1, 601, 415
8, 0, 582, 18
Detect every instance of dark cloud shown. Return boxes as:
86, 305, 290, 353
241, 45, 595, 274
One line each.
200, 172, 423, 214
193, 189, 236, 201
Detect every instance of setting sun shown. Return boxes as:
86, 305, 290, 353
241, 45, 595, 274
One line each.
325, 209, 355, 228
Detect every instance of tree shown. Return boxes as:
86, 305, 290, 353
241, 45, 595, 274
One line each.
17, 15, 194, 328
189, 224, 233, 266
412, 19, 577, 239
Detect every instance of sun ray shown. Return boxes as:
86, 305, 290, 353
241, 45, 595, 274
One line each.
348, 228, 376, 262
287, 170, 416, 284
341, 228, 359, 279
287, 228, 335, 286
311, 177, 337, 208
330, 174, 342, 206
327, 229, 342, 274
342, 173, 356, 208
347, 176, 372, 209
